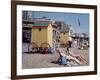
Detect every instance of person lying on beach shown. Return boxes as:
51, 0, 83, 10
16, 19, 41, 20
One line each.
68, 49, 88, 64
56, 49, 82, 65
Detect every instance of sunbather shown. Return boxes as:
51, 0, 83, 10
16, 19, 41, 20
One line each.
56, 49, 82, 65
68, 48, 88, 64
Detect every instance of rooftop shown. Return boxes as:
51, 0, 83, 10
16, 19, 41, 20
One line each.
32, 21, 51, 28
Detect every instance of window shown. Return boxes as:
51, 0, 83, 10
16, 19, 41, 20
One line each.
39, 28, 41, 31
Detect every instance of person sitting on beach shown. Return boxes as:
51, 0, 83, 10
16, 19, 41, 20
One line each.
56, 49, 67, 66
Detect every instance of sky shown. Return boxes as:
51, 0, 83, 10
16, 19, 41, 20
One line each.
31, 11, 89, 34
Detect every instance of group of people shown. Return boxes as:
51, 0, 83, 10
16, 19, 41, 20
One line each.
79, 40, 89, 49
68, 39, 89, 50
